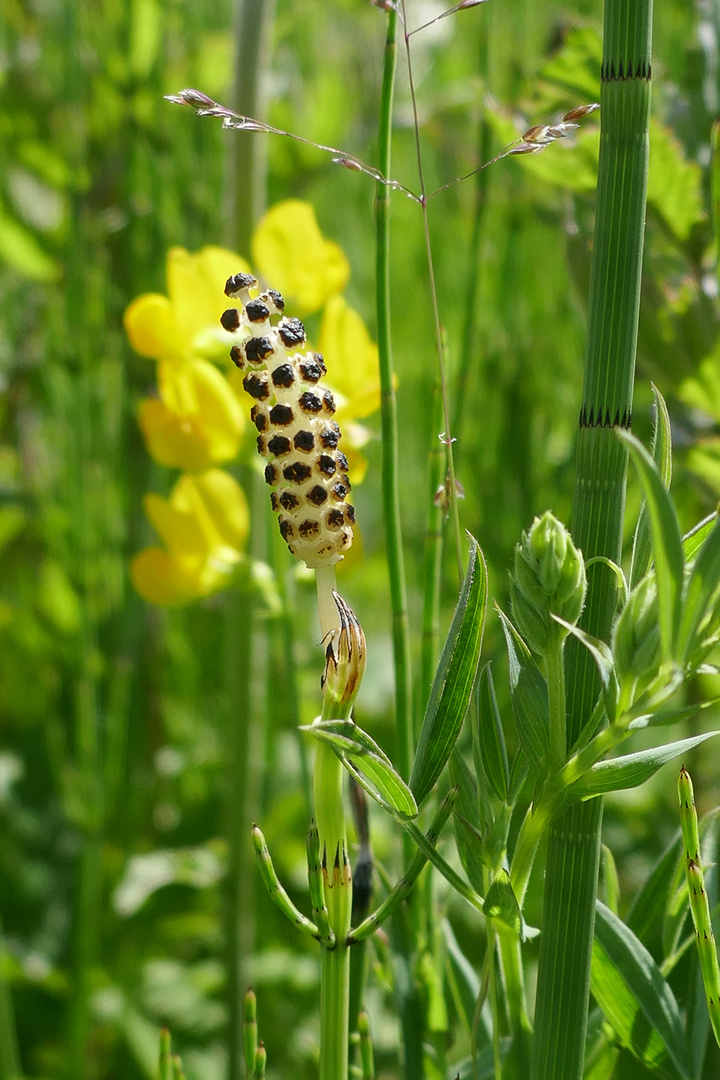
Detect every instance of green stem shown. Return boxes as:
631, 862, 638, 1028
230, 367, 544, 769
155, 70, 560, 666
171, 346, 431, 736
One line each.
530, 2, 652, 1075
420, 375, 447, 711
314, 742, 351, 1080
545, 643, 567, 774
225, 584, 255, 1080
376, 6, 413, 782
226, 0, 275, 254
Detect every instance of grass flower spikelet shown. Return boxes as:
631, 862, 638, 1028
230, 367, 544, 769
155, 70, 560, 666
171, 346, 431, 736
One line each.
222, 273, 355, 568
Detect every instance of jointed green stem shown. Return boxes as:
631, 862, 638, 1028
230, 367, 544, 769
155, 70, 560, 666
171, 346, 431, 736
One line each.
375, 6, 414, 782
530, 1, 652, 1076
348, 790, 455, 943
251, 825, 321, 940
678, 768, 720, 1046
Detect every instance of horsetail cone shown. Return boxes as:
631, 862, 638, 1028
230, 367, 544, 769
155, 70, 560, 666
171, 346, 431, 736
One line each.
221, 273, 355, 568
510, 510, 587, 657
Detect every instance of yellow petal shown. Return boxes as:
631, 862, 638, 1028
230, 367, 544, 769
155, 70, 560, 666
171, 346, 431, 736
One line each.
131, 548, 202, 606
138, 398, 214, 472
155, 359, 244, 465
319, 295, 381, 419
252, 200, 349, 314
189, 359, 245, 461
172, 470, 248, 555
167, 246, 251, 348
124, 293, 180, 359
143, 492, 209, 563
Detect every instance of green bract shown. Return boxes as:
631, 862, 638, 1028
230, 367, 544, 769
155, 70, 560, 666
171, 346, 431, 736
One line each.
510, 511, 587, 658
612, 575, 660, 685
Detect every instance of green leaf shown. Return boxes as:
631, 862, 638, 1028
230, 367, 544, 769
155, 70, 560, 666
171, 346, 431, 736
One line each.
483, 868, 521, 934
442, 918, 491, 1048
558, 618, 618, 724
678, 512, 720, 663
630, 385, 673, 589
449, 750, 488, 895
498, 609, 549, 780
569, 731, 720, 801
683, 512, 718, 564
476, 664, 510, 802
592, 901, 692, 1079
619, 430, 684, 662
411, 535, 487, 806
626, 832, 683, 947
647, 119, 705, 242
303, 720, 418, 820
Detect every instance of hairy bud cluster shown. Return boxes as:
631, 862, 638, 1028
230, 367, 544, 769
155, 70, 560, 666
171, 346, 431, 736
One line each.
221, 273, 355, 568
510, 510, 587, 657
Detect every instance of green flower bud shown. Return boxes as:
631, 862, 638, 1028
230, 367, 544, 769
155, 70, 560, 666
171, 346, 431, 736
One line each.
612, 575, 660, 684
510, 511, 586, 657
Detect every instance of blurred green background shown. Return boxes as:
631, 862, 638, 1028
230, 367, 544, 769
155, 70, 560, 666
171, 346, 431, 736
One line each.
1, 0, 720, 1076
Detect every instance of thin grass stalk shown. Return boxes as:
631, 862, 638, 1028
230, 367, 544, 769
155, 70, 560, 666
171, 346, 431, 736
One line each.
375, 5, 413, 782
452, 25, 491, 453
226, 0, 275, 255
223, 0, 273, 1054
398, 0, 463, 581
420, 375, 447, 709
375, 23, 428, 1059
530, 3, 653, 1078
225, 582, 254, 1080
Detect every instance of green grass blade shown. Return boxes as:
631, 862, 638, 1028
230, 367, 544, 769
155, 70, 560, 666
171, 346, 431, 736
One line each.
497, 609, 549, 780
627, 833, 683, 945
678, 513, 720, 663
476, 664, 510, 802
630, 383, 672, 588
592, 901, 692, 1079
449, 749, 488, 896
410, 535, 487, 806
569, 731, 720, 800
619, 430, 684, 662
683, 513, 718, 563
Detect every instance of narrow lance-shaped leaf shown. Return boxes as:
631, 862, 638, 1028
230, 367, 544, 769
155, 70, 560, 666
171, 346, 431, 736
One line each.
556, 617, 618, 724
618, 429, 684, 662
592, 900, 692, 1079
483, 868, 522, 935
449, 748, 488, 896
497, 609, 549, 780
410, 534, 487, 806
626, 832, 683, 946
683, 512, 717, 564
568, 731, 720, 801
677, 512, 720, 664
630, 384, 672, 588
476, 663, 510, 801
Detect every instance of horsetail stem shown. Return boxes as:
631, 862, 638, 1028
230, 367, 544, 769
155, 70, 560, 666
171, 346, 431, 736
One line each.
242, 989, 258, 1075
678, 767, 720, 1047
530, 0, 653, 1076
253, 1043, 267, 1079
308, 820, 336, 948
250, 825, 321, 940
347, 788, 455, 944
358, 1011, 375, 1080
221, 274, 355, 568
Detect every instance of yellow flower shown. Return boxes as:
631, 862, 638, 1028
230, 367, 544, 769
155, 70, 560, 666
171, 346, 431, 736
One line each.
252, 200, 349, 314
319, 295, 382, 484
125, 247, 250, 471
131, 469, 249, 606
